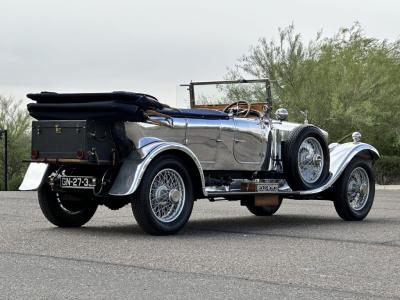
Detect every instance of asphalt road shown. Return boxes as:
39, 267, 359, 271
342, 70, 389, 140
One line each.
0, 191, 399, 299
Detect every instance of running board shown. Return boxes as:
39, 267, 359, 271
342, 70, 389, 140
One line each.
205, 179, 295, 197
207, 190, 301, 197
204, 176, 334, 197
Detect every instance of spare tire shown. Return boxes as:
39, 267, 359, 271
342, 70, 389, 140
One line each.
283, 125, 329, 190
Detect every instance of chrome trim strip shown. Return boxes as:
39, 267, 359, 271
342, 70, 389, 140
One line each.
207, 191, 301, 196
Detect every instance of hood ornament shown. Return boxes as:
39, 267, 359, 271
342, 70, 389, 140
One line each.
300, 110, 308, 124
352, 132, 362, 144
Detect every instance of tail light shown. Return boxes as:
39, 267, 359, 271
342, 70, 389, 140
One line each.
31, 149, 39, 159
76, 150, 85, 160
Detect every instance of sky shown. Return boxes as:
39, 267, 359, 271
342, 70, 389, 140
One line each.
0, 0, 399, 106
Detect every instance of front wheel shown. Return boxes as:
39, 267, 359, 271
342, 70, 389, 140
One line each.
333, 157, 375, 221
131, 155, 194, 235
38, 184, 98, 227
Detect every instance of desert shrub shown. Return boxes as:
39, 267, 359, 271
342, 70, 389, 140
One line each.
0, 95, 31, 190
374, 156, 400, 185
229, 23, 400, 156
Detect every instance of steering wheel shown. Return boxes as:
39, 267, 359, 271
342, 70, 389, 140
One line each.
223, 101, 251, 118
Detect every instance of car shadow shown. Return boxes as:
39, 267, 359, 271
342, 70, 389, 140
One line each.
41, 213, 382, 239
184, 214, 350, 236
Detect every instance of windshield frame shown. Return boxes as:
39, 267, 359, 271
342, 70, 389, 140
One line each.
180, 79, 272, 109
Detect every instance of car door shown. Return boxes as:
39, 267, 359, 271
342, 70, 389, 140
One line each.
186, 118, 221, 166
233, 118, 264, 164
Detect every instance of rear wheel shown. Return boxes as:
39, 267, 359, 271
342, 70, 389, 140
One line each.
333, 157, 375, 221
131, 155, 194, 235
38, 184, 98, 227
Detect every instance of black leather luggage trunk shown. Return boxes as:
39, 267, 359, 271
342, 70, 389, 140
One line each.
31, 120, 119, 164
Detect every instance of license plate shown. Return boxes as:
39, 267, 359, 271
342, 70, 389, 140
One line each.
241, 181, 279, 192
256, 183, 279, 192
60, 176, 96, 189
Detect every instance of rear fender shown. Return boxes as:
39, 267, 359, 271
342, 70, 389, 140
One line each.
299, 142, 379, 195
19, 163, 49, 191
108, 142, 206, 197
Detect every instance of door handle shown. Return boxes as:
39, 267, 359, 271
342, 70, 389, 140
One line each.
210, 138, 223, 143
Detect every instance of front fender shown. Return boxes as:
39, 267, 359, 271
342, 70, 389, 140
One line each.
299, 142, 379, 195
108, 142, 206, 197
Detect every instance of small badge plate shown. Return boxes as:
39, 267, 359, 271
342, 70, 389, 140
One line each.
240, 181, 279, 193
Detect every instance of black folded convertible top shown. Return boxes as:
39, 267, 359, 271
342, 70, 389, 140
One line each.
27, 91, 229, 121
27, 91, 162, 106
27, 91, 167, 122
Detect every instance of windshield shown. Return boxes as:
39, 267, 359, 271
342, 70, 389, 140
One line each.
177, 80, 270, 108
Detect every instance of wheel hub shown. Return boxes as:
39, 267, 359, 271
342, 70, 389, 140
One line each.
312, 154, 322, 165
359, 182, 368, 195
169, 189, 182, 204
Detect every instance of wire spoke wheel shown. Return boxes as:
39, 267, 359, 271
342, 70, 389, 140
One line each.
346, 167, 370, 211
283, 125, 329, 190
149, 168, 186, 223
131, 155, 194, 235
333, 157, 375, 221
297, 137, 324, 184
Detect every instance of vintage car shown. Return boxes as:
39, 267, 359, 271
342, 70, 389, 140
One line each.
20, 79, 379, 235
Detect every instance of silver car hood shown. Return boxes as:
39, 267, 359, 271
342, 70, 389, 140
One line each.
272, 121, 328, 141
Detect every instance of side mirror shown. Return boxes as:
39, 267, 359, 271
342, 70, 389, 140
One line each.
275, 108, 288, 121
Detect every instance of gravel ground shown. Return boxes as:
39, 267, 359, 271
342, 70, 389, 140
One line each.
0, 190, 399, 299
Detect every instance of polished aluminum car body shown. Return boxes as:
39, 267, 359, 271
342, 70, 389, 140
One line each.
105, 114, 378, 198
20, 79, 379, 202
125, 117, 270, 171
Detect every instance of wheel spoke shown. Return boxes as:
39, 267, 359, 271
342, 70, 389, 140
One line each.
297, 137, 324, 184
347, 167, 370, 211
148, 168, 185, 223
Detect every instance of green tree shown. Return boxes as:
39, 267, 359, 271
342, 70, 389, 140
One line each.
229, 23, 400, 156
0, 95, 31, 190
